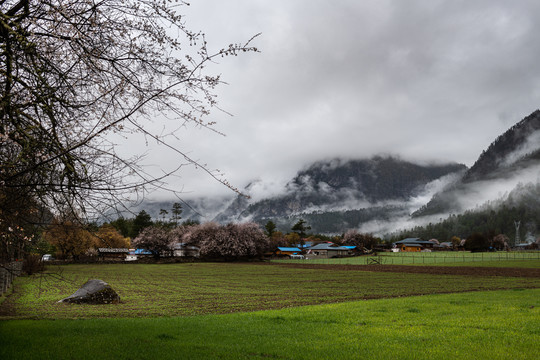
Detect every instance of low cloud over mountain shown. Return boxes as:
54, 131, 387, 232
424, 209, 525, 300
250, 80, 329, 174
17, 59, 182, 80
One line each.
414, 110, 540, 218
213, 156, 466, 233
139, 110, 540, 237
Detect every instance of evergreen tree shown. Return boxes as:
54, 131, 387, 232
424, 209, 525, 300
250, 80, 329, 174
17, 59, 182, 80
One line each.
291, 219, 311, 250
172, 203, 183, 226
131, 210, 153, 238
159, 209, 169, 222
264, 220, 277, 237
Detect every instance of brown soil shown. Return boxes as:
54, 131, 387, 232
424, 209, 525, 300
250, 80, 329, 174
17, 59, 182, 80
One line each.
270, 263, 540, 278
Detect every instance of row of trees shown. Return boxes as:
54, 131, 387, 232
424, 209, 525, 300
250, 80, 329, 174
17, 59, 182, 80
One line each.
263, 219, 381, 251
129, 219, 303, 260
462, 233, 539, 252
131, 218, 382, 260
463, 233, 505, 252
42, 221, 130, 260
133, 222, 268, 260
108, 203, 194, 239
387, 204, 540, 247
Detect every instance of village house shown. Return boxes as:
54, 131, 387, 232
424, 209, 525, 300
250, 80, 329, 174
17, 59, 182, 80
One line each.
341, 245, 359, 254
172, 243, 200, 257
396, 243, 422, 252
98, 248, 130, 261
307, 243, 350, 258
125, 249, 138, 261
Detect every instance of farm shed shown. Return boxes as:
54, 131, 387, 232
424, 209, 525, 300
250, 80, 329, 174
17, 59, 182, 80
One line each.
397, 244, 422, 252
308, 243, 350, 258
276, 247, 302, 256
98, 248, 129, 260
172, 243, 200, 257
295, 241, 313, 249
393, 238, 435, 251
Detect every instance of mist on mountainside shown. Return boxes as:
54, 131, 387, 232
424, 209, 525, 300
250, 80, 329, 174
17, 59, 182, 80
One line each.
386, 180, 540, 244
212, 156, 466, 233
122, 111, 540, 239
128, 156, 466, 233
413, 110, 540, 219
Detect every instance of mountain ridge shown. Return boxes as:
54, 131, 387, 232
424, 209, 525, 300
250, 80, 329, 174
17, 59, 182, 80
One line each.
413, 109, 540, 218
463, 109, 540, 183
214, 155, 467, 229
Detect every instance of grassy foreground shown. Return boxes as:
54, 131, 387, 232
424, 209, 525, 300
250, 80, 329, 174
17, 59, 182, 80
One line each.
1, 289, 539, 360
2, 263, 540, 319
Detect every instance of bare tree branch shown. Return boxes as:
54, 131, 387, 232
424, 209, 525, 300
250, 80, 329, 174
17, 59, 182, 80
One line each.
0, 0, 259, 261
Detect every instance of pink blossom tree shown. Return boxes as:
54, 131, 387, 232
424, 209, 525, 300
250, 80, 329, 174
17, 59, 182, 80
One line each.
185, 222, 268, 260
132, 226, 172, 259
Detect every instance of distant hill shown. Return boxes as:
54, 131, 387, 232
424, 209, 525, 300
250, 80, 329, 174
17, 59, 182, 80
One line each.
413, 110, 540, 217
463, 110, 540, 183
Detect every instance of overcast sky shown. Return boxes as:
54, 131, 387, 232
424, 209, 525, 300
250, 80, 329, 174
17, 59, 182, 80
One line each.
132, 0, 540, 202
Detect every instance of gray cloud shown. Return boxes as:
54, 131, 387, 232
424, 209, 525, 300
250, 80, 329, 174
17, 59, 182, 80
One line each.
128, 1, 540, 201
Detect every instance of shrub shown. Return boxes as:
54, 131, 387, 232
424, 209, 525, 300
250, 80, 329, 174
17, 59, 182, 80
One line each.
343, 230, 379, 250
23, 254, 44, 275
464, 233, 490, 252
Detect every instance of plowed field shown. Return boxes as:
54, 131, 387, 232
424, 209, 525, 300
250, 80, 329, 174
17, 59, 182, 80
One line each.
273, 263, 540, 277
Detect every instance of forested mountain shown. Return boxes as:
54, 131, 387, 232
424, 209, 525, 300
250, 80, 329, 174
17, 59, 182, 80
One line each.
389, 182, 540, 244
413, 110, 540, 218
214, 156, 466, 232
463, 110, 540, 183
264, 205, 410, 234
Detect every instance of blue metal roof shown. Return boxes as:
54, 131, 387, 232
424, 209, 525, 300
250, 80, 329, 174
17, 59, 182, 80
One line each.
133, 249, 153, 255
394, 238, 433, 245
395, 237, 421, 243
277, 247, 302, 252
308, 243, 350, 251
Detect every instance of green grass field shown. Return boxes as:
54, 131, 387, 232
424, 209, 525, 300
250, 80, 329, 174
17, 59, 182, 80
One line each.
279, 251, 540, 267
2, 262, 539, 319
1, 262, 539, 359
1, 289, 539, 359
